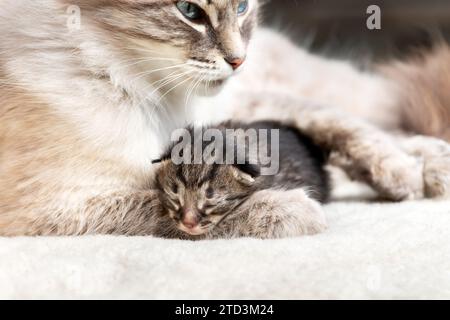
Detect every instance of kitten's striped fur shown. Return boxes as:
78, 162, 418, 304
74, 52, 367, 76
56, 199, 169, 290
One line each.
154, 121, 330, 238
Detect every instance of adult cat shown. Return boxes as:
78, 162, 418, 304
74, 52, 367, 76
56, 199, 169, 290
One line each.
0, 0, 448, 236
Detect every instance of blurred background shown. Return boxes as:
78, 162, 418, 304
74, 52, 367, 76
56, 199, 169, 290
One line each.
262, 0, 450, 62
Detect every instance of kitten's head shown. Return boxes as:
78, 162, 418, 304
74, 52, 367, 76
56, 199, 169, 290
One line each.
69, 0, 259, 94
155, 161, 260, 236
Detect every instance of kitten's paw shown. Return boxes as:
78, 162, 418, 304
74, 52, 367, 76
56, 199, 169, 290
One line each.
244, 189, 328, 239
401, 136, 450, 199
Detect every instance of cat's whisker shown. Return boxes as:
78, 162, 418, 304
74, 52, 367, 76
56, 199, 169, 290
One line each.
149, 70, 193, 101
128, 68, 191, 116
122, 46, 181, 59
138, 68, 189, 97
184, 72, 205, 109
182, 76, 198, 113
182, 75, 202, 116
138, 72, 188, 121
146, 71, 189, 109
157, 74, 195, 105
140, 69, 194, 121
129, 63, 188, 84
204, 74, 212, 96
112, 56, 184, 72
144, 71, 186, 101
116, 55, 181, 64
155, 70, 191, 89
193, 73, 208, 97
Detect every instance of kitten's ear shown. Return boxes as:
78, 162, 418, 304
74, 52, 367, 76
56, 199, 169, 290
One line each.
232, 163, 261, 185
236, 163, 261, 178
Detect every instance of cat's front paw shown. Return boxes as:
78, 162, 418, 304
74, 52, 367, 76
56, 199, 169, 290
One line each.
343, 131, 425, 201
400, 136, 450, 199
243, 189, 327, 239
368, 152, 425, 201
424, 157, 450, 199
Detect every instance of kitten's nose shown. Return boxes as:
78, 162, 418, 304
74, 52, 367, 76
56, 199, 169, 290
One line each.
182, 209, 199, 229
183, 222, 196, 229
225, 57, 245, 70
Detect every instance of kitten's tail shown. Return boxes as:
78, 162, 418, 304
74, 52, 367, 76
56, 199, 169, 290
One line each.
382, 43, 450, 142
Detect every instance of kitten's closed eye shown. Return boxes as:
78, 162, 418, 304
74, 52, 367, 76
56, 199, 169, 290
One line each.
203, 204, 216, 210
206, 187, 214, 199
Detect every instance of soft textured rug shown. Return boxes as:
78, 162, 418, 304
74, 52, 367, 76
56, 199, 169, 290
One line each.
1, 189, 449, 299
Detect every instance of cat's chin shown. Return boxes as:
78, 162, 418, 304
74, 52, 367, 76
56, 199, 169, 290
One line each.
177, 223, 209, 236
178, 227, 207, 236
195, 79, 228, 97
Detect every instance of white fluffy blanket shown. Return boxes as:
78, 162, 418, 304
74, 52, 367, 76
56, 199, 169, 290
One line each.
1, 184, 449, 300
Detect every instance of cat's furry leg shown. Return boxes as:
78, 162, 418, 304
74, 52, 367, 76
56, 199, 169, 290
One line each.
0, 191, 163, 236
208, 189, 328, 239
397, 136, 450, 199
232, 93, 425, 201
73, 191, 164, 236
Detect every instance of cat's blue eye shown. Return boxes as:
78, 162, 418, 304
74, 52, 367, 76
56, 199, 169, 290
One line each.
176, 1, 203, 21
237, 1, 248, 15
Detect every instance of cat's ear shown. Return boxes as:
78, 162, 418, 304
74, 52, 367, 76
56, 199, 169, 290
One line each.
232, 163, 261, 185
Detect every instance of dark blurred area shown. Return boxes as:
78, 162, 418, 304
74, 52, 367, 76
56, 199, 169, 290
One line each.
262, 0, 450, 61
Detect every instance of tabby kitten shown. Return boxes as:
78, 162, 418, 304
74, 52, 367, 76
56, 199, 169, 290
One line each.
154, 121, 330, 237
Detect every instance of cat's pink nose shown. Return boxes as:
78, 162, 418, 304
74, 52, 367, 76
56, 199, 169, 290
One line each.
226, 57, 245, 70
182, 209, 199, 229
183, 221, 196, 229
